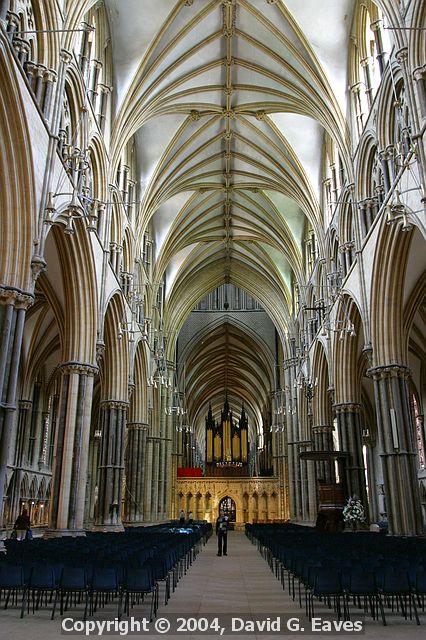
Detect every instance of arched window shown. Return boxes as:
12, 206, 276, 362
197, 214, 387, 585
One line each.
321, 133, 341, 227
349, 2, 391, 140
74, 1, 113, 131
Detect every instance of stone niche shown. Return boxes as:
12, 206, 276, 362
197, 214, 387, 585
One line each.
176, 476, 288, 526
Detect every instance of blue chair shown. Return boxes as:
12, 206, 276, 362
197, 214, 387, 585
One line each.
0, 565, 25, 610
89, 567, 118, 616
119, 567, 156, 621
307, 568, 347, 621
144, 557, 170, 608
21, 563, 58, 619
377, 569, 420, 625
59, 567, 89, 619
346, 569, 385, 624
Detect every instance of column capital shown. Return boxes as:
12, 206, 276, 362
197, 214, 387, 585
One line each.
396, 47, 408, 65
18, 400, 32, 411
370, 20, 382, 32
378, 147, 391, 161
60, 49, 73, 65
12, 36, 30, 54
358, 196, 376, 209
362, 344, 374, 367
333, 402, 362, 414
98, 83, 112, 95
100, 399, 129, 411
25, 60, 38, 76
367, 363, 411, 381
6, 11, 20, 30
60, 361, 98, 376
349, 82, 362, 95
96, 341, 105, 365
30, 255, 47, 282
34, 63, 47, 78
43, 68, 57, 82
127, 422, 149, 431
312, 424, 335, 433
413, 65, 426, 82
0, 286, 34, 309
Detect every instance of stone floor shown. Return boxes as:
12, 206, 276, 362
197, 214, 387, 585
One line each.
0, 531, 425, 639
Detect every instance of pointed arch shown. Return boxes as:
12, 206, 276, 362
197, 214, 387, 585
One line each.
103, 292, 129, 400
0, 33, 36, 291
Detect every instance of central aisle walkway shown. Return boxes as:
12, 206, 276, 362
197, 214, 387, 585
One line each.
0, 531, 424, 639
168, 530, 294, 616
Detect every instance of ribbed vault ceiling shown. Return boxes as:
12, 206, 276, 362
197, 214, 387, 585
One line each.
105, 0, 355, 448
179, 316, 275, 447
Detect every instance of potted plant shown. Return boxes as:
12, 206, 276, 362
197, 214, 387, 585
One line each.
343, 496, 366, 531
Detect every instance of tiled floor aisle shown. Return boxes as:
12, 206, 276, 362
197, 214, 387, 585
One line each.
0, 531, 425, 639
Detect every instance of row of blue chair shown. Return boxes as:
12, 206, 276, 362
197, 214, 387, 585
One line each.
246, 523, 426, 626
0, 522, 212, 620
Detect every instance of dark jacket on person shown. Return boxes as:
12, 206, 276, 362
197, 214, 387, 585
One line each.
14, 514, 31, 530
216, 515, 229, 535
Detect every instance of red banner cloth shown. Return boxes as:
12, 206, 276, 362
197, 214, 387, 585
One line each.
177, 467, 202, 477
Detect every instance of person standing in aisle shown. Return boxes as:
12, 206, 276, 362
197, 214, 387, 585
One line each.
216, 509, 229, 556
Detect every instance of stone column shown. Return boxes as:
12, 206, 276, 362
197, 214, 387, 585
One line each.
88, 60, 102, 107
285, 357, 302, 520
97, 84, 111, 133
124, 422, 148, 523
151, 438, 160, 521
49, 362, 97, 534
360, 57, 373, 108
95, 400, 128, 530
350, 83, 364, 137
413, 67, 426, 120
14, 400, 32, 467
12, 37, 30, 66
86, 429, 102, 523
365, 198, 378, 231
363, 431, 379, 522
34, 63, 47, 105
144, 436, 153, 521
79, 22, 92, 78
368, 364, 423, 535
378, 149, 392, 193
121, 165, 130, 204
5, 10, 19, 35
157, 383, 166, 520
334, 403, 367, 507
41, 69, 57, 122
0, 287, 33, 519
358, 200, 368, 239
371, 20, 386, 76
163, 375, 174, 519
298, 442, 310, 521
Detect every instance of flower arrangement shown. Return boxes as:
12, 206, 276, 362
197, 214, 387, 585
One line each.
342, 496, 366, 524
